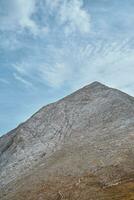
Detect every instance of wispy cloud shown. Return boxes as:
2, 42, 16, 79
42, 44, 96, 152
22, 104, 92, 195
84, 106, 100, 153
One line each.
1, 0, 134, 135
11, 38, 134, 94
0, 78, 9, 85
0, 0, 35, 30
0, 0, 48, 35
13, 73, 33, 88
0, 0, 90, 36
13, 64, 29, 75
52, 0, 91, 35
39, 62, 71, 88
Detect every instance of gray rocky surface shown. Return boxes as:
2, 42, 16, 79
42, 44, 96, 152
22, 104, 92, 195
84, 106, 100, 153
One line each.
0, 82, 134, 191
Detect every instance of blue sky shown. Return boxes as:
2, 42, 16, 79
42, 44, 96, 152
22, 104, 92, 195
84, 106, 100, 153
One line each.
0, 0, 134, 136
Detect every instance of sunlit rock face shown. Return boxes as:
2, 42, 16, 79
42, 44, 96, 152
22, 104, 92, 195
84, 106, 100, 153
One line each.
0, 82, 134, 200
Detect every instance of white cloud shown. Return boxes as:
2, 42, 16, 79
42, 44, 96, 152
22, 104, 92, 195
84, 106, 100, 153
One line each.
67, 39, 134, 94
0, 78, 9, 84
39, 62, 71, 88
46, 0, 91, 34
4, 0, 133, 94
13, 63, 29, 75
12, 38, 134, 95
0, 0, 90, 35
0, 0, 48, 35
59, 0, 91, 34
12, 47, 72, 88
14, 0, 37, 30
13, 73, 33, 88
0, 0, 34, 30
45, 0, 61, 9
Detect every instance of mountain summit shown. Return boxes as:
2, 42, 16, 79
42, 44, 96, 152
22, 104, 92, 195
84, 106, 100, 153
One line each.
0, 82, 134, 200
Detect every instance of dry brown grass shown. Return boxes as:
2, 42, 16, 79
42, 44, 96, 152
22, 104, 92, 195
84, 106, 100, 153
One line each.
2, 173, 134, 200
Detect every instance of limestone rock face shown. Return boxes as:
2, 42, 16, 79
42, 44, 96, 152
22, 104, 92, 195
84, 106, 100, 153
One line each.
0, 82, 134, 199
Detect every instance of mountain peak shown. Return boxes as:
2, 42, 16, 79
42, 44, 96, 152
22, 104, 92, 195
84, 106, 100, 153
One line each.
67, 81, 110, 101
0, 82, 134, 200
86, 81, 109, 89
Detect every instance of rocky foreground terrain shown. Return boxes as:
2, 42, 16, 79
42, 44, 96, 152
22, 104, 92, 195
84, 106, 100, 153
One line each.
0, 82, 134, 200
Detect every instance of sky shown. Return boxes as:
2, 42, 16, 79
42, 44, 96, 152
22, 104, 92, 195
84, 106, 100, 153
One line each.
0, 0, 134, 136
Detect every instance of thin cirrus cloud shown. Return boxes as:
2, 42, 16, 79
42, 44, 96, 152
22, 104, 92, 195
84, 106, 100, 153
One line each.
0, 78, 9, 85
0, 0, 90, 35
1, 0, 134, 93
0, 0, 55, 35
0, 0, 50, 36
56, 0, 91, 34
42, 0, 91, 35
1, 0, 134, 135
13, 73, 33, 88
0, 0, 37, 33
12, 38, 134, 93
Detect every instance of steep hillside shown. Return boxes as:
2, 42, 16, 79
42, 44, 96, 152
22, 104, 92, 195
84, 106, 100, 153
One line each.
0, 82, 134, 200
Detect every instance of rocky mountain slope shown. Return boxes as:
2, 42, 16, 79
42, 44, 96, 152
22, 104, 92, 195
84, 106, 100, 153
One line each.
0, 82, 134, 200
